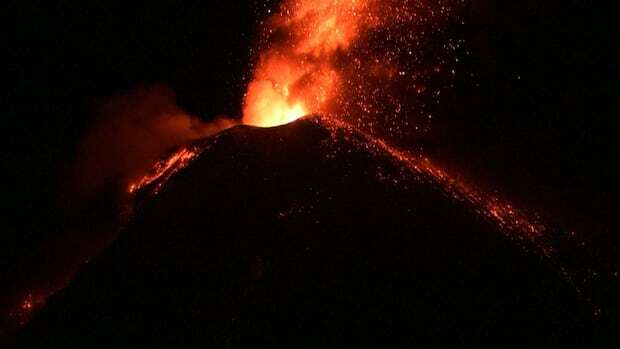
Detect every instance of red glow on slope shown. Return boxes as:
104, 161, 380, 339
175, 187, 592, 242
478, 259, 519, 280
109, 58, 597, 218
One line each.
8, 292, 45, 327
320, 116, 547, 242
128, 147, 200, 195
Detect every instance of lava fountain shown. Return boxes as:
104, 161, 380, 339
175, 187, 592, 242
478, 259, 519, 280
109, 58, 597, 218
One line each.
242, 0, 373, 127
241, 0, 463, 137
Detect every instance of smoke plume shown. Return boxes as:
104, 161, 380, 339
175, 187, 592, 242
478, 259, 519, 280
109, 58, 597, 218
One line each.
72, 85, 236, 198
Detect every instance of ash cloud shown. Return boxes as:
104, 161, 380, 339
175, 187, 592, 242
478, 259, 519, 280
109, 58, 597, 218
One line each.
72, 85, 236, 199
1, 86, 238, 329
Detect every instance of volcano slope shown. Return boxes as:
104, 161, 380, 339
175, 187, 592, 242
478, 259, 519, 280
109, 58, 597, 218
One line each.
19, 118, 597, 347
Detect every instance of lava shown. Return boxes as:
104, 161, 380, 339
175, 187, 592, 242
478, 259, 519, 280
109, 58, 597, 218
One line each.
7, 292, 45, 328
241, 0, 365, 127
238, 0, 545, 245
242, 0, 463, 138
128, 146, 201, 195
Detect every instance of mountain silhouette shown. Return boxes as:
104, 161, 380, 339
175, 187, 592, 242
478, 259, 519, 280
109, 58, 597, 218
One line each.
18, 118, 596, 347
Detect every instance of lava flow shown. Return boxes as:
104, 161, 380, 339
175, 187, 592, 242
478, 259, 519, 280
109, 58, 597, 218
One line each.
128, 146, 200, 195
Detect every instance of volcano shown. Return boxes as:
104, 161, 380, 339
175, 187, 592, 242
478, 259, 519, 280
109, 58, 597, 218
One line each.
17, 118, 597, 346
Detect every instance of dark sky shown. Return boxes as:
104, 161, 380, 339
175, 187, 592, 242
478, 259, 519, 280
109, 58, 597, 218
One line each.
439, 0, 618, 252
5, 0, 260, 262
4, 0, 618, 316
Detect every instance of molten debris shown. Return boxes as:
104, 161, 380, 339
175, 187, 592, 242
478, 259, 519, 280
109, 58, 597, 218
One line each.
242, 0, 463, 131
128, 147, 201, 195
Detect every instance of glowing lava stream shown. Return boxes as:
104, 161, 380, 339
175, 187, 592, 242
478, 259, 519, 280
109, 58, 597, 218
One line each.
318, 117, 548, 243
128, 146, 201, 195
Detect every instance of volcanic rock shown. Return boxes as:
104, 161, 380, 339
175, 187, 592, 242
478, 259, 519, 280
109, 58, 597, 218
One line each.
18, 119, 596, 347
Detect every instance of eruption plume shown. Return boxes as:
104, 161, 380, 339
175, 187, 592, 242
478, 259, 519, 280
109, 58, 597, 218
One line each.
241, 0, 373, 127
241, 0, 370, 126
242, 0, 462, 138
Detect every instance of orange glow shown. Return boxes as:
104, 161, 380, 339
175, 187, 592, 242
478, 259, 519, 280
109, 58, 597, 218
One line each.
242, 0, 374, 127
321, 117, 547, 243
286, 0, 369, 56
128, 147, 199, 195
242, 56, 311, 127
241, 0, 547, 245
9, 292, 44, 327
22, 300, 32, 310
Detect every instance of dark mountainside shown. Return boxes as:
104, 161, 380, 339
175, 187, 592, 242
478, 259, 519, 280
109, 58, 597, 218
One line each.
17, 119, 602, 347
